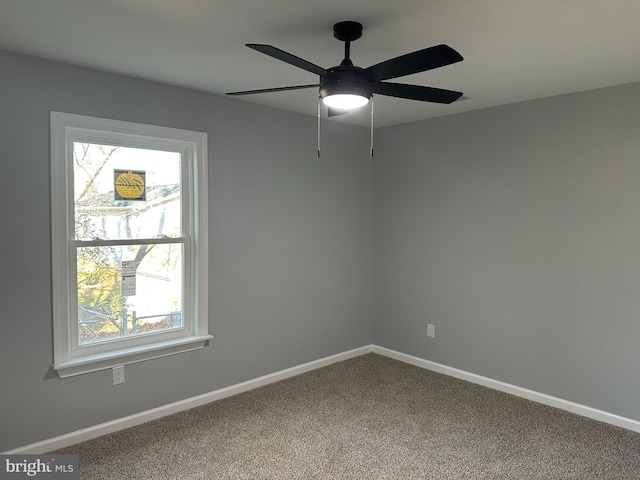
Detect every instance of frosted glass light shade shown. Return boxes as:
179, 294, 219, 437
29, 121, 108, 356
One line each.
322, 94, 370, 109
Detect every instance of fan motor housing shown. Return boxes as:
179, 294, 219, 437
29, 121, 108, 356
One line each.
319, 66, 372, 101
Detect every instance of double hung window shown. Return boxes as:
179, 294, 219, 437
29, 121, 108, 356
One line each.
51, 112, 211, 377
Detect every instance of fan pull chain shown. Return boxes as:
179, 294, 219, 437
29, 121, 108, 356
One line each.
317, 96, 321, 158
370, 95, 375, 158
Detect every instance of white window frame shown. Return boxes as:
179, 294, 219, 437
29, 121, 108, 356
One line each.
51, 112, 211, 378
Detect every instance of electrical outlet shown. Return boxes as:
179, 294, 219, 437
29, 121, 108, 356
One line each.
113, 365, 125, 385
426, 323, 435, 338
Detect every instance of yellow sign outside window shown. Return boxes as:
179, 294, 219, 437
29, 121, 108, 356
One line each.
114, 170, 146, 201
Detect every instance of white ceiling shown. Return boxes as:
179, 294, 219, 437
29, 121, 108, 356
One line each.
2, 0, 640, 128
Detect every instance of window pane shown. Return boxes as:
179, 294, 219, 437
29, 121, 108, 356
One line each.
73, 143, 181, 240
76, 243, 184, 345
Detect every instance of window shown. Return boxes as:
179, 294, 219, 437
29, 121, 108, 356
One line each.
51, 112, 211, 377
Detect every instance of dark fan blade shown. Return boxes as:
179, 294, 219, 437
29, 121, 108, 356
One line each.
365, 44, 463, 82
226, 84, 319, 96
373, 82, 462, 104
328, 107, 350, 117
247, 44, 328, 76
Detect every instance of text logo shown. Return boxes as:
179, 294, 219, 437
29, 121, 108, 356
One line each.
1, 455, 78, 479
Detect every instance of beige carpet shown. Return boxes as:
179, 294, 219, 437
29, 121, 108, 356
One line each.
54, 353, 640, 479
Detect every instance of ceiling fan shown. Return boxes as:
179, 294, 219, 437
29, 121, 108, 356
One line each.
227, 20, 464, 116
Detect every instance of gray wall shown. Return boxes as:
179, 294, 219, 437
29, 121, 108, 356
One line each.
374, 82, 640, 421
0, 50, 373, 452
3, 47, 640, 452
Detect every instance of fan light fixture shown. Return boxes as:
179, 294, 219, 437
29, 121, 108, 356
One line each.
322, 93, 369, 109
320, 80, 372, 109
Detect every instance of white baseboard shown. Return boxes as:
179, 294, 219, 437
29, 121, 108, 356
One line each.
4, 346, 372, 454
372, 345, 640, 434
7, 343, 640, 453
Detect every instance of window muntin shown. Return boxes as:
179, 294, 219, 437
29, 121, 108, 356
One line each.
51, 112, 210, 377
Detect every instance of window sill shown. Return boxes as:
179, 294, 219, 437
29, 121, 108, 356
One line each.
53, 335, 213, 378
